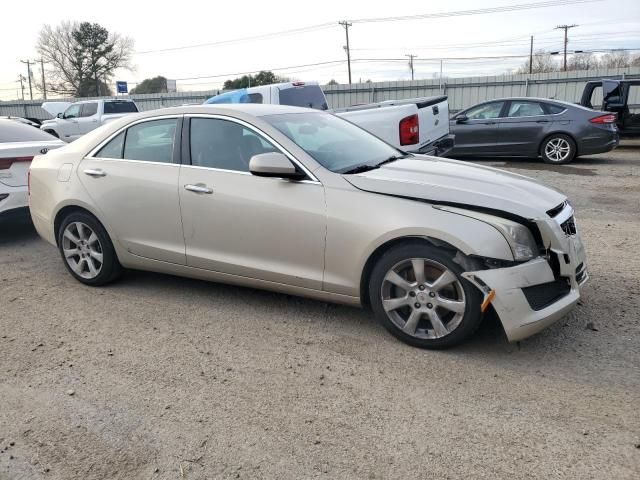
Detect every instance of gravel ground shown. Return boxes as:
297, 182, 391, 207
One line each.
1, 147, 639, 480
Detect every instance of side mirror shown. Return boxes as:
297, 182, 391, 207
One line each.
57, 113, 63, 118
456, 114, 468, 124
249, 153, 306, 180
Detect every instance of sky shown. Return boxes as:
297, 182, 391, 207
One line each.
0, 0, 639, 100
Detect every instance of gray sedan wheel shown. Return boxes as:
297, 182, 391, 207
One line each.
369, 242, 483, 349
541, 134, 576, 164
57, 211, 122, 286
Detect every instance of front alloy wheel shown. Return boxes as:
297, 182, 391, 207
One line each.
381, 258, 466, 339
369, 243, 482, 349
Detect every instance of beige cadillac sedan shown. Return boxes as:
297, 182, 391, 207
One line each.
29, 104, 588, 348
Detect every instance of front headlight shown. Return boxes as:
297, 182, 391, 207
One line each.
435, 206, 538, 261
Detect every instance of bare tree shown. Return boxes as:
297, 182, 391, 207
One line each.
567, 52, 600, 71
36, 21, 133, 97
600, 51, 631, 69
518, 51, 559, 74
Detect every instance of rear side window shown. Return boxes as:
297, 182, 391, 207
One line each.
545, 103, 566, 114
95, 131, 125, 159
247, 93, 263, 104
104, 101, 138, 114
0, 120, 58, 143
278, 85, 328, 110
123, 119, 177, 163
507, 101, 545, 117
81, 103, 98, 117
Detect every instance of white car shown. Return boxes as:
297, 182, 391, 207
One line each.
40, 99, 139, 143
0, 119, 65, 220
29, 104, 588, 348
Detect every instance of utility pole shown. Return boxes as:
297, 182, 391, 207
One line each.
529, 35, 534, 74
555, 24, 578, 71
439, 59, 443, 92
20, 60, 33, 100
405, 54, 417, 80
39, 58, 47, 100
339, 21, 352, 84
18, 75, 25, 100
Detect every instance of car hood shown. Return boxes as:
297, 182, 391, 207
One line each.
342, 156, 566, 219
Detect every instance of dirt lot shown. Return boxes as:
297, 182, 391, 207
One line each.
1, 147, 639, 480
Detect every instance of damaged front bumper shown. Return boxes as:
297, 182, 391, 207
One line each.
463, 203, 588, 342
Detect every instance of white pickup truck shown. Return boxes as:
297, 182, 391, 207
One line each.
40, 99, 139, 143
204, 82, 454, 156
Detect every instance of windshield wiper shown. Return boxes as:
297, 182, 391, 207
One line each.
341, 164, 381, 174
341, 154, 410, 175
375, 154, 410, 167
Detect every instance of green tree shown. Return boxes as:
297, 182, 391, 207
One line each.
130, 76, 168, 94
36, 21, 133, 97
223, 70, 288, 90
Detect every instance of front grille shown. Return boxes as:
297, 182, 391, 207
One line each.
560, 216, 577, 236
522, 278, 571, 311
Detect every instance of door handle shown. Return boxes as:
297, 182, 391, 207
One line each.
83, 168, 106, 177
184, 184, 213, 194
536, 120, 550, 123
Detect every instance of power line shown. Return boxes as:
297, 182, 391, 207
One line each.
135, 22, 336, 55
349, 0, 601, 23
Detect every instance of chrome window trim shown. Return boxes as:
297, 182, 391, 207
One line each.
185, 113, 320, 184
87, 114, 182, 161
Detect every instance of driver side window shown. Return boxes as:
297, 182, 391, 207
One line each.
189, 118, 278, 172
465, 102, 505, 120
63, 104, 81, 119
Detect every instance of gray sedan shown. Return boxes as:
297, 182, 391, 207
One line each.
449, 97, 619, 164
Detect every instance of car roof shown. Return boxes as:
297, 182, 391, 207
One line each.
134, 103, 318, 118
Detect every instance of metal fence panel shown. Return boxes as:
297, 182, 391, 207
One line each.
2, 67, 639, 120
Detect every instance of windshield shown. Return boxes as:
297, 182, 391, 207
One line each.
277, 86, 328, 110
263, 112, 402, 173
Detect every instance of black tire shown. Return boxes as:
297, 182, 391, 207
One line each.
368, 242, 483, 349
540, 134, 576, 164
57, 211, 122, 286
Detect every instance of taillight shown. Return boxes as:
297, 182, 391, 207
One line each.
0, 156, 33, 170
589, 114, 616, 124
399, 114, 419, 146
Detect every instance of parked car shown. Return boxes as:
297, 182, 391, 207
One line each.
0, 119, 65, 220
580, 79, 640, 137
449, 97, 618, 164
0, 116, 41, 128
40, 99, 139, 143
29, 104, 587, 348
205, 81, 455, 156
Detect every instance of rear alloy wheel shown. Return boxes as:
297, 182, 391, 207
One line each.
58, 212, 122, 286
369, 243, 483, 349
541, 134, 576, 164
